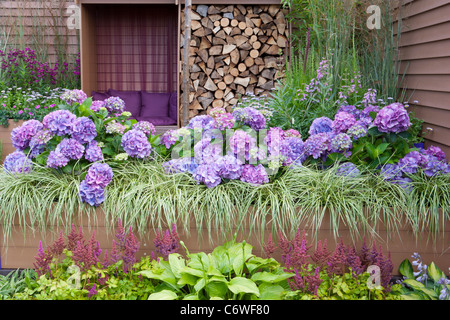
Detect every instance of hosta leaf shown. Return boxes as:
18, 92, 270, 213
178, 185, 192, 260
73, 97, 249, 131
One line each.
148, 290, 178, 300
228, 277, 260, 297
251, 271, 293, 284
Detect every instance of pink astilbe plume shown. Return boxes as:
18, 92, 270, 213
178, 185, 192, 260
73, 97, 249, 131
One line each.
263, 234, 277, 258
72, 231, 102, 272
33, 241, 53, 277
48, 230, 66, 257
67, 224, 84, 252
289, 229, 312, 271
123, 227, 140, 273
311, 239, 331, 268
153, 223, 180, 259
346, 245, 363, 275
326, 237, 348, 276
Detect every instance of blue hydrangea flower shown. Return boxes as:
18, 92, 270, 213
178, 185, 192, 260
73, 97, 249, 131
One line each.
71, 116, 97, 144
398, 151, 423, 175
79, 181, 105, 207
42, 110, 77, 136
3, 151, 32, 175
121, 129, 152, 158
187, 115, 217, 131
303, 132, 332, 159
281, 137, 306, 166
56, 138, 85, 160
160, 129, 180, 149
46, 150, 70, 169
162, 157, 198, 175
192, 163, 222, 188
373, 103, 411, 133
11, 120, 43, 151
336, 162, 360, 178
264, 127, 286, 158
424, 146, 446, 162
240, 164, 269, 185
422, 157, 448, 177
84, 162, 113, 188
379, 164, 403, 181
308, 117, 333, 136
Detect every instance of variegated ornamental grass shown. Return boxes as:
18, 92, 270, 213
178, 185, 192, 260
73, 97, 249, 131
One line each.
0, 158, 448, 246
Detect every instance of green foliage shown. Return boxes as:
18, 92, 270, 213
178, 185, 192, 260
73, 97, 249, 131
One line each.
398, 257, 450, 300
139, 240, 293, 300
284, 269, 403, 300
0, 269, 37, 300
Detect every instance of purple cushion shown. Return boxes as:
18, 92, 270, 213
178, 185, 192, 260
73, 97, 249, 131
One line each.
140, 92, 171, 118
169, 92, 178, 121
92, 91, 110, 101
107, 89, 142, 117
136, 116, 177, 126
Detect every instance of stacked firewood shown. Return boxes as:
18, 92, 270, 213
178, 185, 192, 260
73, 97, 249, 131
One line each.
181, 4, 289, 117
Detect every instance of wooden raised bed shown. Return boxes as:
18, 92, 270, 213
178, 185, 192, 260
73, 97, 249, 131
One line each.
1, 207, 448, 275
0, 120, 24, 164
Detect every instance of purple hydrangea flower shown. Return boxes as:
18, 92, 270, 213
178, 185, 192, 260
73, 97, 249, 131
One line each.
336, 162, 360, 178
360, 105, 380, 119
379, 164, 403, 181
422, 157, 448, 177
216, 155, 243, 180
192, 163, 222, 188
60, 89, 87, 105
391, 177, 413, 193
232, 107, 266, 130
160, 129, 179, 148
71, 116, 97, 144
240, 164, 269, 185
398, 151, 423, 175
332, 112, 357, 134
79, 181, 105, 207
56, 138, 85, 160
11, 120, 43, 151
424, 146, 446, 162
85, 141, 104, 163
264, 127, 286, 157
133, 121, 156, 136
308, 117, 333, 136
331, 133, 353, 153
84, 162, 113, 188
104, 96, 125, 114
228, 130, 257, 162
28, 129, 53, 158
162, 157, 198, 175
373, 103, 411, 133
187, 115, 217, 131
90, 100, 105, 112
3, 151, 32, 175
42, 110, 76, 136
46, 150, 70, 169
194, 138, 223, 165
337, 105, 361, 119
303, 132, 332, 159
281, 137, 306, 166
213, 112, 235, 130
121, 129, 152, 158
